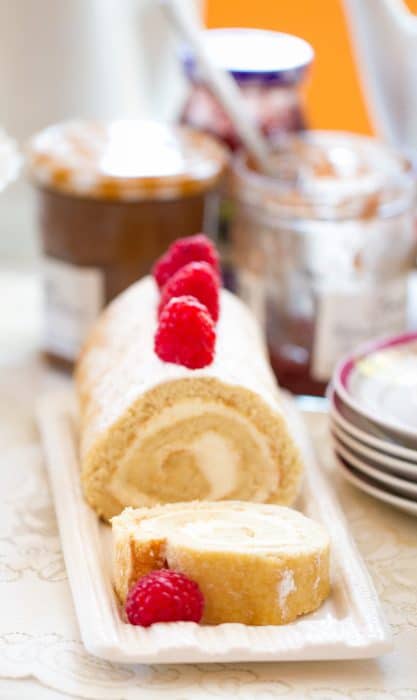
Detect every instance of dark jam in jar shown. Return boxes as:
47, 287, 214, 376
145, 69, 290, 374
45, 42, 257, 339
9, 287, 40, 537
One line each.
179, 28, 314, 288
231, 132, 416, 395
180, 29, 313, 151
28, 120, 227, 370
267, 311, 327, 396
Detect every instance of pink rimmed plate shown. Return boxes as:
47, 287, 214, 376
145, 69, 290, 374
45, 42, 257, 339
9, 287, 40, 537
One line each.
333, 332, 417, 443
332, 436, 417, 501
328, 387, 417, 460
331, 421, 417, 483
335, 454, 417, 518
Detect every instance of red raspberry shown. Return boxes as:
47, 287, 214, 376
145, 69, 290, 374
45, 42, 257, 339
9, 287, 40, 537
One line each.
125, 569, 204, 627
158, 261, 220, 322
154, 295, 216, 369
153, 234, 220, 289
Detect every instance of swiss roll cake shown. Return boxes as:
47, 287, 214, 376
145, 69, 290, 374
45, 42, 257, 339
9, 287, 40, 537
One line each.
112, 501, 330, 625
76, 275, 303, 520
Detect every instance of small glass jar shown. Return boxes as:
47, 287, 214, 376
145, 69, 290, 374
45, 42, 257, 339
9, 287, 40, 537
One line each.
180, 29, 313, 289
180, 29, 313, 150
28, 120, 227, 370
231, 131, 417, 395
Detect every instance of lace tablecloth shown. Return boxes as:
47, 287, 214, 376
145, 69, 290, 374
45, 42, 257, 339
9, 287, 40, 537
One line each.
0, 268, 416, 700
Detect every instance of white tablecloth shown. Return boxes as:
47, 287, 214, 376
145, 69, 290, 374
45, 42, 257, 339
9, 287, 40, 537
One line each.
0, 267, 416, 700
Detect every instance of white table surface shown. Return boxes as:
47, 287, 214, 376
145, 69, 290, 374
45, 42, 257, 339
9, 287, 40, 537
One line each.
0, 264, 416, 700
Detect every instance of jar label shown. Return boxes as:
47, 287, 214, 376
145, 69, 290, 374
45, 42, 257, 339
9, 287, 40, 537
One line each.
311, 278, 408, 382
43, 258, 104, 361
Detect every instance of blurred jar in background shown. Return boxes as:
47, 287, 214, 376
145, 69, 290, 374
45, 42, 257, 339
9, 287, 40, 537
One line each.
0, 0, 202, 260
28, 120, 226, 370
231, 132, 417, 395
180, 28, 314, 287
180, 29, 314, 150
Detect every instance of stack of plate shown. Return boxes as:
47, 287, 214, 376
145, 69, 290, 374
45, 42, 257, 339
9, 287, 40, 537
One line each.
328, 332, 417, 516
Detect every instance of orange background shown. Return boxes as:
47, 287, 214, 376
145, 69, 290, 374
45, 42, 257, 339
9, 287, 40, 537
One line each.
205, 0, 416, 136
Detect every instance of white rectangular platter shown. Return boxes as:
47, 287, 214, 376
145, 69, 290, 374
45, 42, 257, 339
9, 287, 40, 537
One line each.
37, 391, 391, 664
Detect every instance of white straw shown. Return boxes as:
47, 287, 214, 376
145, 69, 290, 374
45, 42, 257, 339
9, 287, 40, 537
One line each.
160, 0, 271, 172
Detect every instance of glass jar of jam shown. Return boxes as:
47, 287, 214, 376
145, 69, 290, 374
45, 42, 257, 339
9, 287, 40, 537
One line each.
180, 28, 314, 151
27, 120, 227, 370
179, 29, 313, 289
230, 131, 417, 395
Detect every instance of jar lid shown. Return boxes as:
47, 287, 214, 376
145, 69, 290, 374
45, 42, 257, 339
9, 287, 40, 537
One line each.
27, 120, 227, 200
232, 131, 415, 220
181, 29, 314, 86
0, 129, 21, 193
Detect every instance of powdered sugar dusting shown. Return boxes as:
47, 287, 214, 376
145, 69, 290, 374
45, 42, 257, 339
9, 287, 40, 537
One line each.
278, 570, 296, 611
314, 553, 322, 591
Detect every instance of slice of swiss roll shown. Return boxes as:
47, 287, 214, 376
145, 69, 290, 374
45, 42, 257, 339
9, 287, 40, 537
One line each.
76, 276, 303, 520
112, 501, 330, 625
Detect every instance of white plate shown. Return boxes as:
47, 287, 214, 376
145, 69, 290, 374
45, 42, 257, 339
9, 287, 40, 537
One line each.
335, 454, 417, 518
328, 384, 417, 449
333, 332, 417, 442
331, 422, 417, 483
329, 390, 417, 462
332, 437, 417, 500
37, 391, 391, 664
328, 383, 412, 444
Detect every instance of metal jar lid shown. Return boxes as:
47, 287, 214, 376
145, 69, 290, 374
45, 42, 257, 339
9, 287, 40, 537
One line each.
231, 131, 415, 221
181, 28, 314, 86
28, 120, 228, 201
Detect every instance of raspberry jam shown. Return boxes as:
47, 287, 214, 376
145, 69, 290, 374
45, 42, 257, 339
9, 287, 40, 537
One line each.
231, 132, 416, 395
180, 29, 313, 151
179, 29, 314, 287
267, 313, 327, 396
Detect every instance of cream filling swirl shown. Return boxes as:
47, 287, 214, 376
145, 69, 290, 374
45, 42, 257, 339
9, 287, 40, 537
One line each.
135, 503, 326, 554
108, 399, 278, 508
